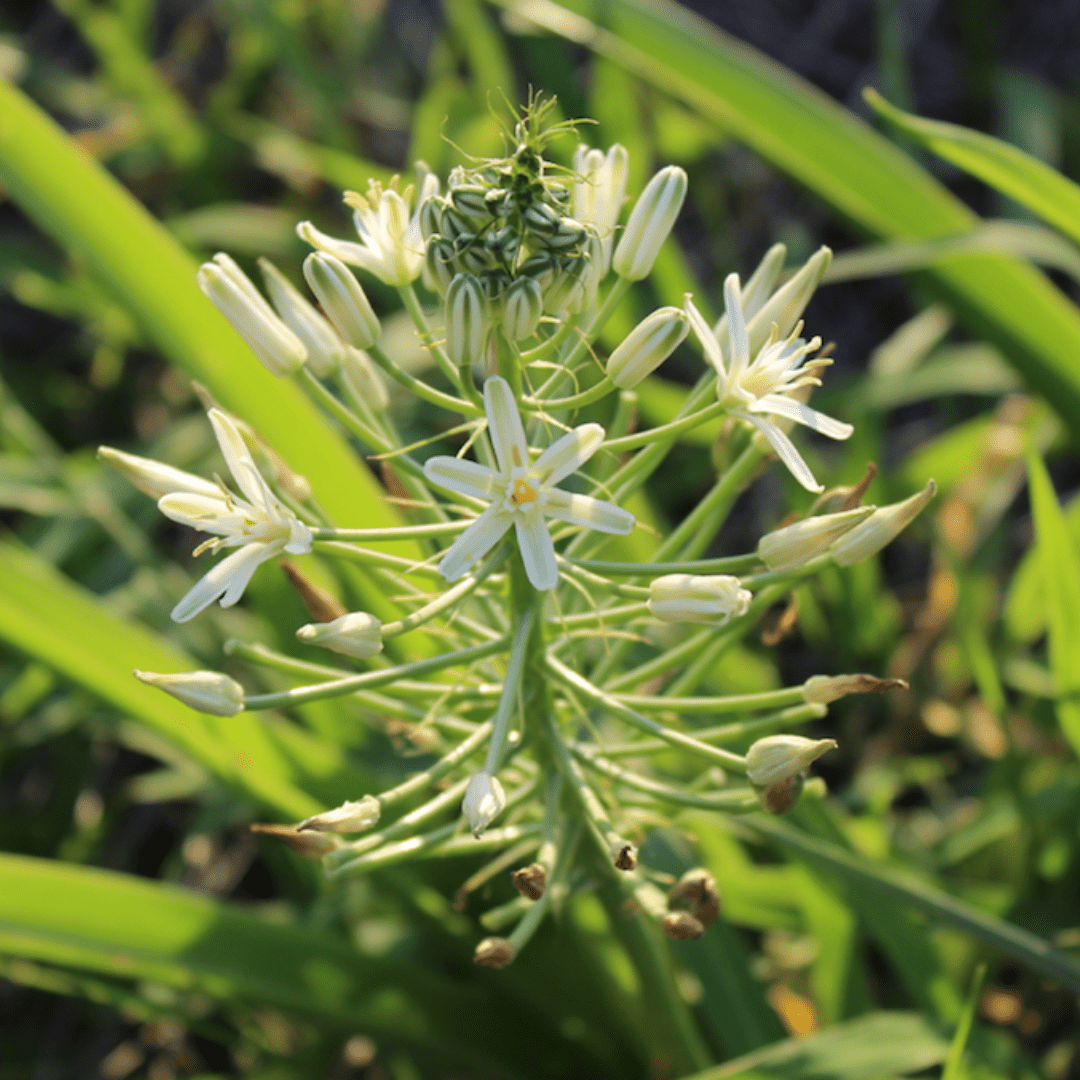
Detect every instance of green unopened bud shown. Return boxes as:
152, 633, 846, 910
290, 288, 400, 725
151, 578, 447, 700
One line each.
197, 254, 306, 377
757, 506, 875, 572
606, 306, 689, 389
445, 273, 490, 367
303, 252, 381, 349
613, 166, 688, 281
339, 347, 389, 411
424, 237, 455, 296
134, 669, 244, 716
450, 184, 490, 219
502, 277, 544, 341
419, 195, 446, 241
259, 258, 345, 378
829, 480, 936, 566
297, 795, 381, 834
745, 735, 837, 787
648, 574, 752, 625
296, 611, 384, 659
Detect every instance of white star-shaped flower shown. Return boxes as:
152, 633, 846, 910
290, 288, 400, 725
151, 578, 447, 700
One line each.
686, 274, 853, 492
423, 377, 635, 590
103, 409, 312, 622
297, 170, 439, 288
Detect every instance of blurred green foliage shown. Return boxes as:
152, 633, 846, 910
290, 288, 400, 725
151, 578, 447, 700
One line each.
2, 0, 1080, 1077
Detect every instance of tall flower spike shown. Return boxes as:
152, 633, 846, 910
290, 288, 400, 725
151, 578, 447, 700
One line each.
122, 409, 313, 621
423, 377, 635, 590
686, 272, 853, 493
296, 170, 436, 287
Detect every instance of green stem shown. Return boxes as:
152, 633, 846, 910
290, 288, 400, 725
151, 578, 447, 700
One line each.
602, 399, 726, 454
484, 607, 537, 773
312, 521, 472, 541
398, 283, 470, 397
368, 343, 483, 417
567, 553, 761, 576
526, 375, 615, 412
616, 685, 808, 714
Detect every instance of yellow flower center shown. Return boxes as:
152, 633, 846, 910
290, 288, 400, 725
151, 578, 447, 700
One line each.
509, 478, 539, 506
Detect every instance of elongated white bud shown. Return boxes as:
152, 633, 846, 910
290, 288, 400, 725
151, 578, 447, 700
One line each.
502, 276, 544, 341
744, 246, 831, 359
296, 611, 384, 659
606, 306, 689, 389
134, 669, 244, 716
463, 771, 505, 837
745, 734, 837, 787
757, 506, 875, 572
613, 166, 688, 281
297, 795, 381, 834
197, 254, 306, 377
259, 258, 346, 378
339, 347, 389, 411
444, 272, 489, 367
648, 574, 752, 625
829, 480, 937, 566
303, 252, 380, 349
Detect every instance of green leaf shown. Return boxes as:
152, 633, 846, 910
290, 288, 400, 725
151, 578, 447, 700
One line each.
0, 537, 366, 820
1026, 451, 1080, 753
497, 0, 1080, 439
866, 89, 1080, 249
943, 964, 987, 1080
679, 1010, 948, 1080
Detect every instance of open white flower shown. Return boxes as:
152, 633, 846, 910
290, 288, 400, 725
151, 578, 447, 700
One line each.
686, 273, 854, 492
297, 170, 438, 287
423, 377, 635, 590
116, 409, 313, 622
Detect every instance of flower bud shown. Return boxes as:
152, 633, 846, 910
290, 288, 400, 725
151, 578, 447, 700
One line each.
511, 863, 547, 900
463, 771, 505, 837
134, 669, 244, 716
542, 258, 588, 315
473, 937, 515, 968
803, 673, 908, 704
419, 195, 446, 241
297, 795, 381, 834
757, 506, 876, 573
606, 306, 689, 389
258, 259, 346, 378
296, 611, 384, 659
744, 735, 837, 787
423, 236, 455, 296
340, 347, 389, 411
502, 276, 544, 341
661, 911, 705, 941
612, 166, 688, 281
250, 823, 342, 858
444, 273, 489, 367
648, 574, 752, 625
302, 252, 381, 349
197, 254, 307, 377
828, 480, 937, 566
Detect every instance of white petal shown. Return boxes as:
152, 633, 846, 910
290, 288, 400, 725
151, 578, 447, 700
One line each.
543, 489, 636, 534
751, 395, 854, 440
157, 492, 239, 535
424, 456, 499, 501
438, 506, 513, 581
723, 273, 749, 379
208, 409, 269, 510
515, 511, 558, 591
739, 413, 823, 493
532, 424, 606, 486
483, 377, 529, 473
97, 447, 222, 500
684, 295, 726, 382
220, 540, 281, 606
171, 542, 267, 622
296, 221, 383, 277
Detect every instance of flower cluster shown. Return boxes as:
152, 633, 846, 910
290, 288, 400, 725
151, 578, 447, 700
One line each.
99, 99, 932, 969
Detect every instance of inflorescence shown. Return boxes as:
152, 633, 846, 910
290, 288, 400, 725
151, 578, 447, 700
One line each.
101, 98, 934, 967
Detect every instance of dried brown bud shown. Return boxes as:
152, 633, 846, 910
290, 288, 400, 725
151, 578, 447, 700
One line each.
803, 673, 908, 704
661, 911, 705, 941
611, 841, 638, 871
511, 863, 547, 900
280, 560, 347, 623
668, 868, 720, 929
473, 937, 516, 969
759, 773, 805, 815
250, 823, 341, 859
